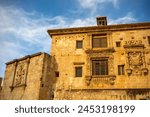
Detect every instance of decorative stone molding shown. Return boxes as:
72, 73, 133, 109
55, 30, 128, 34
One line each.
85, 47, 115, 54
124, 40, 148, 76
85, 75, 116, 85
9, 57, 30, 90
73, 62, 85, 65
126, 69, 132, 75
142, 68, 148, 75
127, 89, 150, 96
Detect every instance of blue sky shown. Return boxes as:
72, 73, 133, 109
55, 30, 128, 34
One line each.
0, 0, 150, 77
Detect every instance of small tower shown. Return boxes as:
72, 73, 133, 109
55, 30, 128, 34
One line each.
96, 16, 107, 26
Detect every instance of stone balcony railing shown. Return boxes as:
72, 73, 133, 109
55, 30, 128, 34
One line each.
85, 47, 115, 54
85, 75, 116, 85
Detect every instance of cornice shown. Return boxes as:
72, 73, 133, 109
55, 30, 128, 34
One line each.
47, 22, 150, 37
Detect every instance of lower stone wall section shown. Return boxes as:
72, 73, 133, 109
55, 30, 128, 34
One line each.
54, 89, 150, 100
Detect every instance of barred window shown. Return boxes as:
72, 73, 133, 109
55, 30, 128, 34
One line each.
92, 60, 108, 75
76, 40, 83, 49
118, 65, 124, 75
75, 67, 82, 77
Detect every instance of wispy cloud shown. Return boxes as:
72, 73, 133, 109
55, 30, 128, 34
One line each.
78, 0, 119, 13
78, 0, 119, 8
109, 13, 137, 24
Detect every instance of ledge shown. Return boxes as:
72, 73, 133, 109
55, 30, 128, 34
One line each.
85, 75, 116, 85
6, 52, 50, 65
85, 47, 115, 54
9, 84, 27, 90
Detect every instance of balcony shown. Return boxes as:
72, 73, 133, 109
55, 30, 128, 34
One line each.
85, 75, 116, 85
85, 47, 115, 54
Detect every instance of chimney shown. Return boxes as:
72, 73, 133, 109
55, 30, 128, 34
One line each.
96, 16, 107, 26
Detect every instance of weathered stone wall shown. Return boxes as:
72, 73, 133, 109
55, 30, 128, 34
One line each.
0, 52, 54, 100
51, 28, 150, 100
55, 89, 150, 100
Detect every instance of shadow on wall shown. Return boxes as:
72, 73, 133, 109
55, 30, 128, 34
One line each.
0, 77, 3, 99
49, 55, 58, 100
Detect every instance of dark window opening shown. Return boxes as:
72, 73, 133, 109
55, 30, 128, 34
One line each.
118, 65, 125, 75
76, 40, 83, 49
148, 36, 150, 45
41, 84, 44, 87
92, 36, 107, 48
116, 42, 121, 47
92, 60, 108, 75
55, 71, 59, 77
75, 67, 82, 77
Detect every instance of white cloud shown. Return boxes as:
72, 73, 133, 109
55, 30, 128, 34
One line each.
109, 13, 137, 24
78, 0, 119, 9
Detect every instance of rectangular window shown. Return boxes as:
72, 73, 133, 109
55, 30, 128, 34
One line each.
118, 65, 124, 75
55, 71, 59, 77
76, 40, 83, 48
75, 67, 82, 77
148, 36, 150, 45
92, 60, 108, 75
116, 42, 121, 47
92, 34, 107, 48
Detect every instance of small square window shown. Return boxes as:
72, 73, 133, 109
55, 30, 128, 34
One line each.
76, 40, 83, 49
116, 42, 121, 47
75, 67, 82, 77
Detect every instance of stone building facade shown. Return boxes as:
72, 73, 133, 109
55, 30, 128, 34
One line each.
48, 17, 150, 100
0, 52, 55, 100
0, 17, 150, 100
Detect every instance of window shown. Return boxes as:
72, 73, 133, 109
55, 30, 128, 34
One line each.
55, 71, 59, 77
148, 36, 150, 45
92, 60, 108, 75
118, 65, 124, 75
76, 40, 83, 49
92, 35, 107, 48
75, 67, 82, 77
116, 42, 121, 47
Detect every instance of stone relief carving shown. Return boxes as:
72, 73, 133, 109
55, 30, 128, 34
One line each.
126, 51, 147, 75
14, 64, 26, 86
124, 40, 142, 46
128, 52, 143, 67
124, 39, 148, 75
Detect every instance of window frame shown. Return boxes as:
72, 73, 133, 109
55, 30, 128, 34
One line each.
75, 66, 82, 77
118, 65, 125, 75
92, 59, 108, 76
92, 35, 107, 48
116, 41, 121, 47
76, 40, 83, 49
